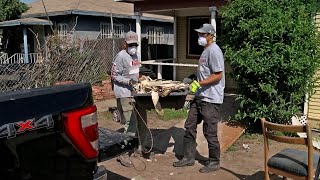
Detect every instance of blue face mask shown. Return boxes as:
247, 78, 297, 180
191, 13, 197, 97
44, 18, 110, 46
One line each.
198, 37, 207, 46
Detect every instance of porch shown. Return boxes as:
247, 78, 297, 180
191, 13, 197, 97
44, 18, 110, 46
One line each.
0, 17, 52, 64
119, 0, 238, 92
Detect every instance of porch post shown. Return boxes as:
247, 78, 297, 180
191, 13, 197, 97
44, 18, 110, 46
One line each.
135, 12, 142, 62
23, 27, 29, 63
173, 15, 177, 81
209, 6, 217, 39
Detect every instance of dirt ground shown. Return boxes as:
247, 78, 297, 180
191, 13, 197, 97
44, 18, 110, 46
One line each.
97, 110, 309, 180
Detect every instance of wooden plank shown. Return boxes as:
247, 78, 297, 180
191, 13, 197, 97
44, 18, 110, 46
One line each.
267, 133, 307, 145
264, 121, 306, 132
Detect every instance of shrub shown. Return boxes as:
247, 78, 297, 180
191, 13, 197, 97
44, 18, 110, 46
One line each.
219, 0, 320, 124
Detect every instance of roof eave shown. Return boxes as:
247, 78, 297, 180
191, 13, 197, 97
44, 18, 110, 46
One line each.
22, 10, 173, 23
0, 21, 52, 27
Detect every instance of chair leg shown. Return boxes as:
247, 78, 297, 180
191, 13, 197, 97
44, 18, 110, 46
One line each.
264, 172, 270, 180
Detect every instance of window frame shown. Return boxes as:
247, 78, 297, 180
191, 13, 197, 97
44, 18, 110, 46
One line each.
186, 16, 210, 59
57, 23, 68, 39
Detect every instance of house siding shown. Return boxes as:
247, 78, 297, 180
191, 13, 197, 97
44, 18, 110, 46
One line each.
307, 13, 320, 125
48, 15, 173, 44
176, 16, 198, 80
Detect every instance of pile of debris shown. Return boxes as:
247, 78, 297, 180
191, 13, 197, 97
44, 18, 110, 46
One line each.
134, 76, 189, 96
133, 76, 189, 115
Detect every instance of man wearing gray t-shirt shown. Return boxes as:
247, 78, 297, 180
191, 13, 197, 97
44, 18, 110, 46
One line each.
111, 31, 140, 167
173, 23, 225, 173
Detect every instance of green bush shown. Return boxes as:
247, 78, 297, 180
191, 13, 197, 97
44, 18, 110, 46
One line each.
219, 0, 320, 124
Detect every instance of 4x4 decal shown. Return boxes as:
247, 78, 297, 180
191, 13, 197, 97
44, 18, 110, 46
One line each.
0, 115, 54, 139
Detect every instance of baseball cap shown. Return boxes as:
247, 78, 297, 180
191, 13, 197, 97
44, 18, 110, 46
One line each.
125, 31, 138, 44
195, 23, 216, 34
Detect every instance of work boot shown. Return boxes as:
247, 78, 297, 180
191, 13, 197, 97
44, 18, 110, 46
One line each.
116, 152, 133, 167
173, 138, 196, 167
199, 148, 220, 173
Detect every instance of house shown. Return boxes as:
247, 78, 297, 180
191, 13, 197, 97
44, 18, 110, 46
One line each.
117, 0, 320, 124
0, 0, 174, 69
114, 0, 237, 92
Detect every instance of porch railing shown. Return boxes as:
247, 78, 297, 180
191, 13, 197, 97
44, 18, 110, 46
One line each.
0, 53, 41, 64
0, 53, 8, 63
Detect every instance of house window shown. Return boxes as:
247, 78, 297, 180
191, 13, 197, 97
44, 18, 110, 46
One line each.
100, 23, 125, 39
57, 23, 68, 39
187, 17, 210, 58
147, 26, 165, 44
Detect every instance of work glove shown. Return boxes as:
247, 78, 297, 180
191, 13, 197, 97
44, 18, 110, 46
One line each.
128, 79, 138, 86
189, 80, 201, 94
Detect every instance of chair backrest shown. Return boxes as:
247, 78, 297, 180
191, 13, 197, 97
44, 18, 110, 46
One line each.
261, 118, 314, 178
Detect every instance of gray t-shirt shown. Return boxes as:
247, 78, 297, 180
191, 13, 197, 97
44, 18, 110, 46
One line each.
195, 43, 225, 104
111, 50, 139, 98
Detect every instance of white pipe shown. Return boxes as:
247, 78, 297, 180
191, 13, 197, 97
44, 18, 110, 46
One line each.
157, 65, 162, 79
304, 92, 309, 116
173, 15, 177, 80
209, 6, 217, 39
111, 13, 115, 59
135, 12, 142, 62
23, 28, 29, 63
141, 61, 198, 67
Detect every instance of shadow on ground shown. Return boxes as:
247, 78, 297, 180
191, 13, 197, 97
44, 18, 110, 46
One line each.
106, 170, 130, 180
98, 94, 243, 162
220, 168, 284, 180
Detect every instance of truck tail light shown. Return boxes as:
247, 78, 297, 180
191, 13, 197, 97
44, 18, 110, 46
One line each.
62, 105, 99, 159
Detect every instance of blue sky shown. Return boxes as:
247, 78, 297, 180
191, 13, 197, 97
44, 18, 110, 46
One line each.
20, 0, 36, 4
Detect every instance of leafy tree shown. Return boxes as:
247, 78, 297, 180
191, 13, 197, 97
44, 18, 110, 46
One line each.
219, 0, 320, 124
0, 0, 28, 21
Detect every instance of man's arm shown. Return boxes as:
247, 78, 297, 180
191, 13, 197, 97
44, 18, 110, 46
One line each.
199, 72, 222, 86
111, 56, 131, 85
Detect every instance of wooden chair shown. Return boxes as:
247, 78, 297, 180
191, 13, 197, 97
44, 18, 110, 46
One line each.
261, 118, 320, 180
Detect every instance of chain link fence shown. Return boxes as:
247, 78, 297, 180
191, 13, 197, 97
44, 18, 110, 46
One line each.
0, 36, 124, 92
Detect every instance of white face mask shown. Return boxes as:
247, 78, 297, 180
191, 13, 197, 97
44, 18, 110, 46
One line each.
198, 37, 207, 46
128, 47, 137, 55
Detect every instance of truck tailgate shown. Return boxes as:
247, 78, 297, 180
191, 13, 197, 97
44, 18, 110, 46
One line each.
0, 83, 93, 126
